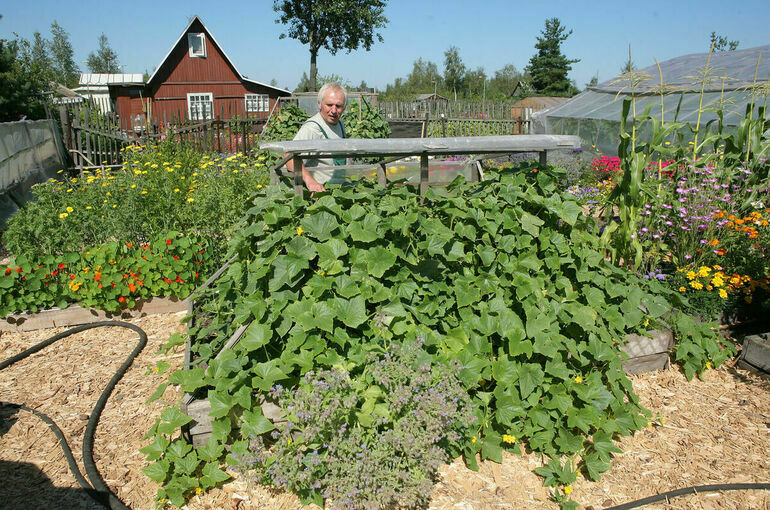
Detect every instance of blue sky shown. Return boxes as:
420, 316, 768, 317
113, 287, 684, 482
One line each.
2, 0, 768, 92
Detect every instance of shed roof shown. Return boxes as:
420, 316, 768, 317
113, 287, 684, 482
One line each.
79, 73, 145, 86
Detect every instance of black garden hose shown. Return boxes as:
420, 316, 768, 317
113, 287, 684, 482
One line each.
1, 321, 148, 510
605, 482, 770, 509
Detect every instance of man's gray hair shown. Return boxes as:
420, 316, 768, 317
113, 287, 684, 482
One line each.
317, 82, 347, 105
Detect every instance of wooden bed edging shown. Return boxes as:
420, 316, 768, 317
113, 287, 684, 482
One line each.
0, 296, 190, 332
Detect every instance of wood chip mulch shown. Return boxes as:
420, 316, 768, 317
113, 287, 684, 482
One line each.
1, 312, 768, 510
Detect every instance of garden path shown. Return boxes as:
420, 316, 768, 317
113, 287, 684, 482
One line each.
0, 312, 768, 510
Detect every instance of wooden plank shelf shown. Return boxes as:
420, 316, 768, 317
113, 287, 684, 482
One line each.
0, 296, 189, 332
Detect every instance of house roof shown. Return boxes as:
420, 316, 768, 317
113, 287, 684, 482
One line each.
145, 15, 290, 95
416, 93, 448, 101
79, 73, 145, 86
512, 97, 569, 109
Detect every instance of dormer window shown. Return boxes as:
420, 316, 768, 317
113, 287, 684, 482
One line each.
188, 33, 206, 58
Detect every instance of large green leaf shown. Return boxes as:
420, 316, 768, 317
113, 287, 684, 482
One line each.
334, 295, 368, 328
366, 246, 397, 277
238, 322, 271, 351
300, 211, 339, 241
348, 213, 380, 242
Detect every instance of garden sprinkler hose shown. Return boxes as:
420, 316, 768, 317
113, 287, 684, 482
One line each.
605, 482, 770, 509
0, 321, 148, 510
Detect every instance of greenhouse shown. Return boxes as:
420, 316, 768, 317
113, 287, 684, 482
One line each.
533, 44, 770, 155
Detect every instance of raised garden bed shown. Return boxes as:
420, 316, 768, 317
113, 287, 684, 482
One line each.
739, 332, 770, 375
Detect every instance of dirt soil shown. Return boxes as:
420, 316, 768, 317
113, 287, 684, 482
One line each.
1, 311, 768, 510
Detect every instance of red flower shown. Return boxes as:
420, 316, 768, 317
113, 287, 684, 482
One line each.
69, 274, 76, 279
166, 239, 173, 245
16, 267, 22, 273
4, 268, 10, 276
58, 263, 66, 270
51, 270, 59, 276
118, 296, 126, 303
128, 283, 137, 292
173, 256, 179, 260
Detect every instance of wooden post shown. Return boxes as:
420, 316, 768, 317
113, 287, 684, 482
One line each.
377, 162, 387, 187
293, 155, 304, 195
58, 104, 72, 152
539, 150, 547, 169
419, 152, 429, 197
420, 112, 429, 138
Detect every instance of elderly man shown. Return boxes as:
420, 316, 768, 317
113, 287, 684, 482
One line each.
287, 82, 348, 192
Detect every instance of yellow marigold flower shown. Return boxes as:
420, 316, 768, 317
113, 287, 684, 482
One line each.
706, 285, 713, 291
141, 190, 148, 194
698, 266, 711, 277
195, 487, 203, 496
719, 288, 728, 299
187, 198, 194, 203
69, 281, 80, 291
257, 184, 263, 188
131, 184, 136, 188
574, 375, 583, 384
65, 206, 74, 213
86, 206, 92, 210
174, 188, 180, 193
150, 163, 158, 168
240, 163, 247, 168
706, 362, 713, 369
690, 281, 704, 290
233, 169, 239, 174
679, 286, 686, 292
502, 434, 516, 444
471, 436, 477, 444
686, 271, 696, 280
564, 486, 573, 495
287, 438, 292, 445
59, 212, 68, 218
712, 276, 724, 287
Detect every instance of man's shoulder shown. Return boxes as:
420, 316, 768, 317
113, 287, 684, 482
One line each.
293, 113, 325, 140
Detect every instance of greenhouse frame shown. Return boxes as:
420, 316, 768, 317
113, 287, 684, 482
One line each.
533, 45, 770, 156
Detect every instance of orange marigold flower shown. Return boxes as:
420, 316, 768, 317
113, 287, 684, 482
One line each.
715, 249, 726, 256
128, 283, 137, 292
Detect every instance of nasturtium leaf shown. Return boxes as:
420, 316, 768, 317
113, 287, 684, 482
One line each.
334, 295, 368, 328
237, 322, 271, 352
300, 211, 339, 241
366, 247, 396, 277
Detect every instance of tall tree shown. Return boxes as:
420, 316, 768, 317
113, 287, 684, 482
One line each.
710, 32, 739, 51
443, 46, 465, 100
0, 38, 47, 121
86, 33, 120, 73
48, 21, 79, 87
464, 67, 487, 99
407, 58, 441, 94
273, 0, 388, 91
525, 17, 579, 96
488, 64, 522, 99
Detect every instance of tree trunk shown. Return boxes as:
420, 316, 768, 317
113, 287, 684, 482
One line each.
310, 49, 318, 92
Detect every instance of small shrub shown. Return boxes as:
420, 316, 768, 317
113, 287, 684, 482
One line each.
235, 339, 475, 509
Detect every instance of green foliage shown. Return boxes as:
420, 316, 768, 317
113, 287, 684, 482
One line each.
2, 139, 269, 259
85, 33, 120, 73
0, 38, 47, 121
234, 340, 476, 509
273, 0, 388, 90
260, 103, 308, 142
144, 165, 730, 506
443, 46, 466, 100
525, 18, 580, 96
48, 20, 79, 88
341, 99, 391, 140
0, 231, 214, 317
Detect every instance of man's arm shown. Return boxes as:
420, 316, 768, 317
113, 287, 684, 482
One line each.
285, 155, 325, 192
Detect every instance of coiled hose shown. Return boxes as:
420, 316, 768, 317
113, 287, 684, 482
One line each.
0, 321, 147, 510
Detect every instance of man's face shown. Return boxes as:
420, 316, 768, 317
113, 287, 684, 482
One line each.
319, 88, 346, 125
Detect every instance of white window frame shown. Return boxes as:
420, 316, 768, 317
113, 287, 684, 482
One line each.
245, 94, 270, 113
188, 33, 206, 58
187, 92, 213, 121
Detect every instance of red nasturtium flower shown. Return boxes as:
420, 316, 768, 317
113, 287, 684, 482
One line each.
166, 239, 173, 245
58, 263, 66, 269
4, 268, 11, 275
126, 242, 133, 247
118, 296, 126, 303
128, 283, 137, 292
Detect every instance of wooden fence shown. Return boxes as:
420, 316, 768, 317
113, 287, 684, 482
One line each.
379, 100, 546, 121
56, 99, 280, 170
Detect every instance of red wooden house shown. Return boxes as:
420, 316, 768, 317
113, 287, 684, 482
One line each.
110, 15, 291, 131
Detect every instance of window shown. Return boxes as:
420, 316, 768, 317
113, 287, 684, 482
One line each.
187, 93, 213, 120
188, 33, 206, 58
245, 94, 270, 113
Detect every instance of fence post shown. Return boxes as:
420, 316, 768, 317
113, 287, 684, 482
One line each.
58, 104, 73, 151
